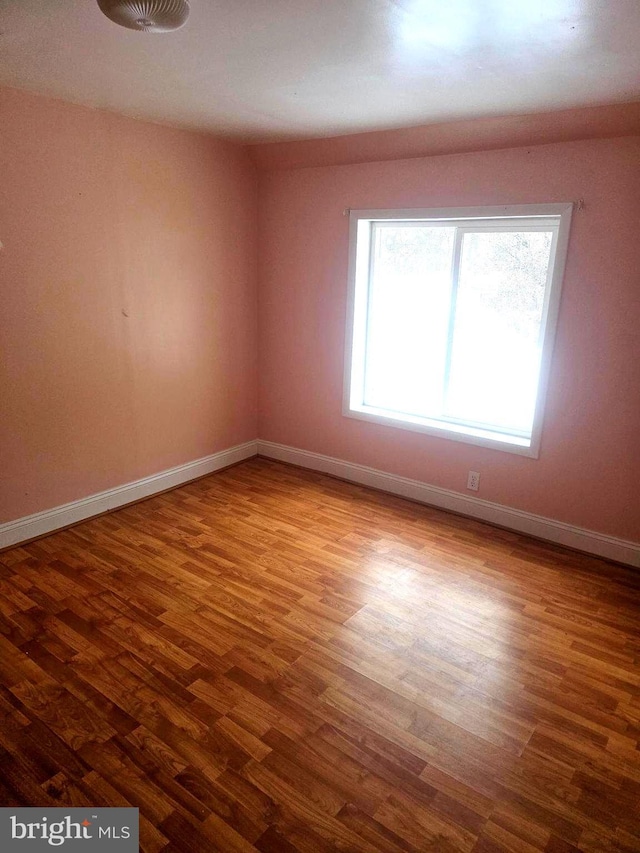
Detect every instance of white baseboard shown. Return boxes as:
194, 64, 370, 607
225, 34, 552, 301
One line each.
3, 438, 638, 568
0, 440, 258, 550
257, 440, 640, 569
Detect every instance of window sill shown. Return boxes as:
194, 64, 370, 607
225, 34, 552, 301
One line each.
344, 403, 540, 458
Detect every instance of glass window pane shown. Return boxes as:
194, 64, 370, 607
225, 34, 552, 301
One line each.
445, 230, 554, 434
364, 225, 455, 417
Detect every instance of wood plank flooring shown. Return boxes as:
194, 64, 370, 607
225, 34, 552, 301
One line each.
1, 457, 639, 852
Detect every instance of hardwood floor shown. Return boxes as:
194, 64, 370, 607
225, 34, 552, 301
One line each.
1, 457, 639, 852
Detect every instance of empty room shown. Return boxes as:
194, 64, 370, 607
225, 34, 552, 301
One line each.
1, 1, 639, 851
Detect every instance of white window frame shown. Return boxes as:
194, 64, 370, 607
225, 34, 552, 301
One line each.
343, 203, 573, 458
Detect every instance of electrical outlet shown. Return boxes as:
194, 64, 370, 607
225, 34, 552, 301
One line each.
467, 470, 480, 491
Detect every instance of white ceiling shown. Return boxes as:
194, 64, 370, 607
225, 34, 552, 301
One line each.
1, 0, 640, 142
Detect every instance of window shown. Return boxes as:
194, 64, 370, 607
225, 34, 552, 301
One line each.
344, 204, 573, 457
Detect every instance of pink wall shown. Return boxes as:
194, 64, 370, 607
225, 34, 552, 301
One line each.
0, 87, 257, 522
250, 101, 640, 171
257, 136, 640, 542
2, 86, 638, 544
